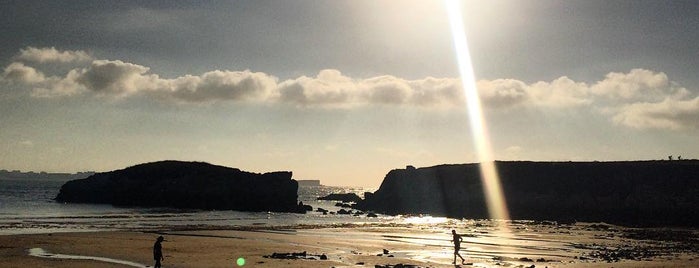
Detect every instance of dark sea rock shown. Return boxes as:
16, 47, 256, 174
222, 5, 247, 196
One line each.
55, 160, 305, 213
317, 193, 362, 203
355, 160, 699, 227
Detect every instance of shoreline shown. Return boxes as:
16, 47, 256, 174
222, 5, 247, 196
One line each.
1, 223, 697, 267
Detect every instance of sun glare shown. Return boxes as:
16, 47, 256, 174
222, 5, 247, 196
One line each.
445, 0, 511, 221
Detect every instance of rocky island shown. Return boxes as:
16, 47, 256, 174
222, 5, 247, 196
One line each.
355, 160, 699, 227
55, 160, 306, 213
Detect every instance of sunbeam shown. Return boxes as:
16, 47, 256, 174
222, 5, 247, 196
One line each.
445, 0, 511, 221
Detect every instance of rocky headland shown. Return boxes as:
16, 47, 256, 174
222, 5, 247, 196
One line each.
355, 161, 699, 227
55, 160, 306, 213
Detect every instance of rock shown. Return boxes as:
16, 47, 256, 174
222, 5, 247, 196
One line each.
355, 161, 699, 227
298, 201, 312, 211
383, 249, 390, 254
335, 202, 352, 208
318, 193, 362, 203
264, 251, 327, 260
316, 208, 329, 213
337, 209, 352, 215
55, 160, 305, 213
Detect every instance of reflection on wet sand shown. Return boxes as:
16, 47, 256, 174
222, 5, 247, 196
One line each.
269, 219, 698, 267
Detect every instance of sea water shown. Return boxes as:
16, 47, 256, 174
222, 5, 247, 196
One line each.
0, 177, 383, 235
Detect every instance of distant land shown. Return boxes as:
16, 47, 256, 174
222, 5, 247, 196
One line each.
0, 169, 93, 181
356, 160, 699, 227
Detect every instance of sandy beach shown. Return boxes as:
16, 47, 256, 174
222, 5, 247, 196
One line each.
1, 222, 697, 268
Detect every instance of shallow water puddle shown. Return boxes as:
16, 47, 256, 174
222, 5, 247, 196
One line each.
28, 248, 147, 267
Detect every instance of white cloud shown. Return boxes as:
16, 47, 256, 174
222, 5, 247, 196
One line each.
408, 77, 463, 107
476, 79, 528, 108
277, 70, 464, 108
277, 69, 359, 107
590, 69, 670, 101
613, 97, 699, 130
167, 70, 278, 103
31, 70, 87, 97
528, 76, 591, 108
2, 62, 46, 84
17, 47, 92, 63
26, 59, 278, 101
361, 75, 413, 105
3, 47, 698, 131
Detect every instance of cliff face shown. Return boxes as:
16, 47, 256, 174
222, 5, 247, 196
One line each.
356, 161, 699, 227
55, 161, 303, 213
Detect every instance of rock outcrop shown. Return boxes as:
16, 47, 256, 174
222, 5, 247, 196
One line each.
317, 193, 362, 203
355, 161, 699, 227
55, 160, 305, 213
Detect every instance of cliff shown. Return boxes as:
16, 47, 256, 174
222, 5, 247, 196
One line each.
55, 160, 305, 213
355, 161, 699, 227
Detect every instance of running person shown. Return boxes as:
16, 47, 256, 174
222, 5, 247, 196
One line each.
452, 229, 466, 264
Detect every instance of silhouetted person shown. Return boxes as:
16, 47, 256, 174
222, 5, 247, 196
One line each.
153, 236, 164, 268
451, 229, 466, 264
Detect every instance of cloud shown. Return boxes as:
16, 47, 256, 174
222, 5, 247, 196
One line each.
591, 69, 670, 101
407, 77, 463, 106
31, 69, 87, 97
476, 79, 528, 108
613, 97, 699, 130
2, 62, 46, 84
361, 75, 413, 105
277, 70, 464, 107
528, 77, 592, 108
167, 70, 278, 102
17, 47, 92, 63
277, 69, 358, 107
3, 47, 698, 131
22, 58, 278, 101
75, 60, 158, 95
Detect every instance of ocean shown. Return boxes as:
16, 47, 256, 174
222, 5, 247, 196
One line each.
0, 177, 388, 235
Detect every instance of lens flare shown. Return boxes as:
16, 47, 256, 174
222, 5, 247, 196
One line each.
445, 0, 510, 221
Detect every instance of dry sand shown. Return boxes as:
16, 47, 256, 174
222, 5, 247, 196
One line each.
0, 225, 697, 267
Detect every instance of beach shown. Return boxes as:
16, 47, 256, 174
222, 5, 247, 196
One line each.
2, 222, 697, 268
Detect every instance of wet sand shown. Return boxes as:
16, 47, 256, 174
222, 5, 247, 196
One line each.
0, 222, 697, 267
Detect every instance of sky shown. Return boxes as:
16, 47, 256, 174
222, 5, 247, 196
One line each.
1, 0, 698, 187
